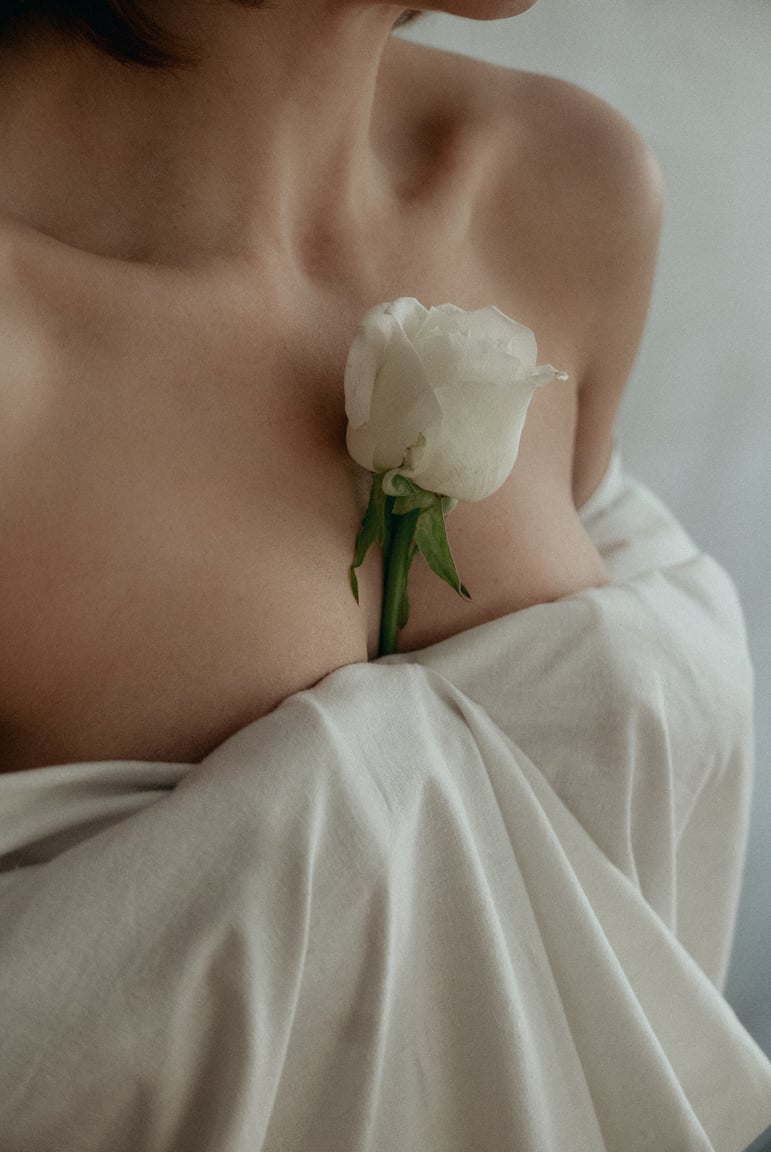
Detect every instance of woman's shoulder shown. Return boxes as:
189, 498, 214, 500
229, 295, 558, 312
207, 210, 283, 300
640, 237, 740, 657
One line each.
388, 37, 662, 285
492, 64, 665, 299
388, 37, 663, 504
390, 37, 662, 197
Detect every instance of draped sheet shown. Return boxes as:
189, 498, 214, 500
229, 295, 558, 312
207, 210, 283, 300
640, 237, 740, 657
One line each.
1, 454, 770, 1151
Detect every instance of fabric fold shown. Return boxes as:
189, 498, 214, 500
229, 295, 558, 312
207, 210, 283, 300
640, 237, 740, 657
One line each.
1, 453, 770, 1152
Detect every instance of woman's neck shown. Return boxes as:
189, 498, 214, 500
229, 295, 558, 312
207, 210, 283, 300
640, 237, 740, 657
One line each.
0, 0, 408, 270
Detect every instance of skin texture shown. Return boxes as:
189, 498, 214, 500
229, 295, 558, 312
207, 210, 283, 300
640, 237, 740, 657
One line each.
0, 0, 663, 770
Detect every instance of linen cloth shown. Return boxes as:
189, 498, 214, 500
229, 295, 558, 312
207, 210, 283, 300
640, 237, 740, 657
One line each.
1, 454, 770, 1151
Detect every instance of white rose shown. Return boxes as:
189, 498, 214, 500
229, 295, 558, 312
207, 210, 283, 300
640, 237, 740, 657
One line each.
344, 297, 566, 502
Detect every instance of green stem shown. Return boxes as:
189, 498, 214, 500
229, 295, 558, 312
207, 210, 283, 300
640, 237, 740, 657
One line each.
379, 508, 419, 657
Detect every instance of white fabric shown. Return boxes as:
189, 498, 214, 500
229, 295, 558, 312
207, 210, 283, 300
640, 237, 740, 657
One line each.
1, 455, 770, 1152
400, 0, 771, 1058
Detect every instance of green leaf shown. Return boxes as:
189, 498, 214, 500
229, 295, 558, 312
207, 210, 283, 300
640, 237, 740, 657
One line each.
384, 473, 436, 516
392, 488, 435, 515
382, 472, 417, 497
350, 475, 389, 603
414, 502, 471, 601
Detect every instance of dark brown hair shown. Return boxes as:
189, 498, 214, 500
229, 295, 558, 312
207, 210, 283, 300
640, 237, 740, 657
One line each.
0, 1, 424, 69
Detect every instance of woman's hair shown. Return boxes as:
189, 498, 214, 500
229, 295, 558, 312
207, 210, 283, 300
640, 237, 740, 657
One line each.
0, 1, 425, 69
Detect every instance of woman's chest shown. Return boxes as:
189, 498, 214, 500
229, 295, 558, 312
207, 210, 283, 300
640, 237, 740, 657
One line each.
0, 305, 379, 767
0, 242, 602, 770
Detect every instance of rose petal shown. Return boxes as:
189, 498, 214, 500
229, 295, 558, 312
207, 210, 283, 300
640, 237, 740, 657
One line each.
343, 313, 391, 429
367, 348, 438, 470
383, 297, 429, 339
415, 332, 531, 388
344, 299, 432, 430
403, 374, 547, 500
345, 422, 377, 472
417, 305, 538, 367
345, 315, 441, 472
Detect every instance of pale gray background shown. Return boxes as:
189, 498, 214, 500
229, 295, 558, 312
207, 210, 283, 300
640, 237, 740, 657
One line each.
399, 0, 771, 1056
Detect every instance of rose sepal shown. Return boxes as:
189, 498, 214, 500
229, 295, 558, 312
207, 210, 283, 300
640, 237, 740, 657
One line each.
413, 494, 470, 602
349, 473, 390, 603
351, 473, 470, 657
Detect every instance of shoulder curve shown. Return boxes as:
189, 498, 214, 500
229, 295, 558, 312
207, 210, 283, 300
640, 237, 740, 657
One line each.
498, 69, 664, 265
384, 45, 663, 506
387, 44, 664, 206
504, 69, 660, 165
474, 66, 665, 349
476, 69, 664, 506
387, 50, 665, 295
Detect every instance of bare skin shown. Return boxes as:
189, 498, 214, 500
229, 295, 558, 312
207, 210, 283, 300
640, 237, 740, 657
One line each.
0, 2, 662, 770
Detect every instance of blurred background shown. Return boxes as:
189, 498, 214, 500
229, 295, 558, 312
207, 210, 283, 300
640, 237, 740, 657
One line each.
399, 0, 771, 1057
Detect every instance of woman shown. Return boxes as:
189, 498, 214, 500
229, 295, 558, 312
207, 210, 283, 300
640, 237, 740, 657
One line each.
0, 1, 770, 1149
0, 0, 656, 768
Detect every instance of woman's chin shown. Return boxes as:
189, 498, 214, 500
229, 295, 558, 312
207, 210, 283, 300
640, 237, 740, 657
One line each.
415, 0, 540, 20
